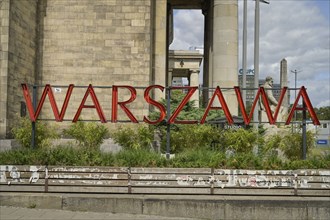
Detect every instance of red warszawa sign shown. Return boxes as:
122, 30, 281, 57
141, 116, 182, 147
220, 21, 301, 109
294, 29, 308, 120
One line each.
21, 84, 320, 125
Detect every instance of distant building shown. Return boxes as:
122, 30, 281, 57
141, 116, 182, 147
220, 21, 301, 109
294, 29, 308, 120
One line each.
238, 72, 290, 107
315, 120, 330, 147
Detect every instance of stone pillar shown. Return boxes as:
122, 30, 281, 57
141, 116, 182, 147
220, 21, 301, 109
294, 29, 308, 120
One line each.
280, 58, 289, 108
211, 0, 238, 115
189, 69, 200, 107
0, 0, 10, 138
152, 0, 167, 101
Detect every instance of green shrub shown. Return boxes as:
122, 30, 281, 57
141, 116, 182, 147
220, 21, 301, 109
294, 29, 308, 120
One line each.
11, 116, 59, 148
0, 147, 329, 169
64, 120, 109, 150
220, 128, 260, 153
0, 146, 115, 166
169, 124, 221, 153
169, 149, 226, 168
114, 149, 167, 167
279, 131, 315, 160
111, 125, 153, 150
224, 153, 262, 169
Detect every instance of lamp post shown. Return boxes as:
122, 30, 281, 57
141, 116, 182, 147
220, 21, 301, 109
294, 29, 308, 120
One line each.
291, 69, 302, 121
242, 0, 247, 105
253, 0, 269, 128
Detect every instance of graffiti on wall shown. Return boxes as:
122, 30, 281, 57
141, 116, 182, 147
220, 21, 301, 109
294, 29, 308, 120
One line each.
174, 170, 330, 188
1, 166, 329, 189
0, 166, 41, 184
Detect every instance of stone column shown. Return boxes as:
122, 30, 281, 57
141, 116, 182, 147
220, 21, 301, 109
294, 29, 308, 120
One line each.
152, 0, 167, 101
211, 0, 238, 115
0, 0, 10, 138
189, 69, 200, 107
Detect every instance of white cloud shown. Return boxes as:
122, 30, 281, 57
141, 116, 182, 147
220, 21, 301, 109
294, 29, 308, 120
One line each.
170, 10, 204, 50
171, 0, 330, 108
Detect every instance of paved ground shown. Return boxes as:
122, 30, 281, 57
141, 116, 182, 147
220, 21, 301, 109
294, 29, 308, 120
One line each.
0, 206, 197, 220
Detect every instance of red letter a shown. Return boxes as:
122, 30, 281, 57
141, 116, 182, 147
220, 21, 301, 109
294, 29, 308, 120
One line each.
286, 86, 320, 125
200, 86, 233, 124
73, 84, 106, 123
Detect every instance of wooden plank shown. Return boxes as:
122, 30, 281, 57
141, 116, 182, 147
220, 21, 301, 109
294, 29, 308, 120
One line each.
213, 169, 330, 176
131, 180, 212, 187
47, 179, 127, 186
0, 165, 46, 172
47, 186, 128, 193
47, 173, 127, 180
297, 189, 330, 197
130, 173, 210, 181
131, 167, 211, 174
213, 188, 295, 196
0, 185, 45, 192
47, 166, 127, 173
3, 172, 46, 179
0, 180, 44, 185
131, 187, 210, 194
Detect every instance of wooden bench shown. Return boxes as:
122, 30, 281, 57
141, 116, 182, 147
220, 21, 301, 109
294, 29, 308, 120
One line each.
1, 165, 329, 197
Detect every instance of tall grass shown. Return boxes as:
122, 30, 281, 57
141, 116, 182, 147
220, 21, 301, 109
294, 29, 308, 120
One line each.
1, 147, 329, 169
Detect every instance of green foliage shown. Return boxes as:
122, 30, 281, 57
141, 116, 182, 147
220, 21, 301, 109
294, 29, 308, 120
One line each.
64, 121, 109, 150
149, 90, 223, 122
225, 153, 262, 169
110, 125, 153, 150
260, 134, 282, 157
220, 128, 260, 153
0, 147, 329, 169
314, 106, 330, 120
170, 149, 226, 168
11, 116, 59, 148
293, 106, 330, 121
279, 131, 315, 160
261, 128, 316, 160
0, 146, 115, 166
115, 149, 167, 167
168, 124, 221, 153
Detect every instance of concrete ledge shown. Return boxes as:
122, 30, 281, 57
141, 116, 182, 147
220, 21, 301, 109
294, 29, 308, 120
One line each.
0, 140, 20, 152
0, 193, 329, 219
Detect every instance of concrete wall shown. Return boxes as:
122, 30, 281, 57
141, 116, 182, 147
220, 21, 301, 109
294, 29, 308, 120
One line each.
1, 193, 329, 220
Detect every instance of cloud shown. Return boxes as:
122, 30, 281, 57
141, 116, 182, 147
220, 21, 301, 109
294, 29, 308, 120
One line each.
170, 10, 204, 50
171, 0, 330, 108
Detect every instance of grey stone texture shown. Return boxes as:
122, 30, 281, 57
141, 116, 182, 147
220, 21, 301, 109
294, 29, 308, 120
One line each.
0, 0, 239, 139
0, 0, 153, 138
1, 0, 39, 138
1, 193, 329, 220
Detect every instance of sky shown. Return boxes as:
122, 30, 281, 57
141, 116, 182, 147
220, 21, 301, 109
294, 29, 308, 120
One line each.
170, 0, 330, 108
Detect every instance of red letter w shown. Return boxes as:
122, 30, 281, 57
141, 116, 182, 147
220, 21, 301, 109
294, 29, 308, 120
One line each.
22, 84, 74, 122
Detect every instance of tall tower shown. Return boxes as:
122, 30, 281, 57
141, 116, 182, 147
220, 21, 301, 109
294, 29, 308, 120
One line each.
280, 58, 289, 108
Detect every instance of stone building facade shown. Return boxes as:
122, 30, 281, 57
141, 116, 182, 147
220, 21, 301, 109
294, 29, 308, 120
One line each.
0, 0, 238, 138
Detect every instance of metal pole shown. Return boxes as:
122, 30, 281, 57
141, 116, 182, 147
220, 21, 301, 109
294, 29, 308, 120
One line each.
302, 101, 307, 160
166, 87, 171, 159
31, 85, 37, 149
242, 0, 247, 106
253, 0, 269, 127
294, 70, 297, 121
253, 0, 260, 128
291, 69, 301, 124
